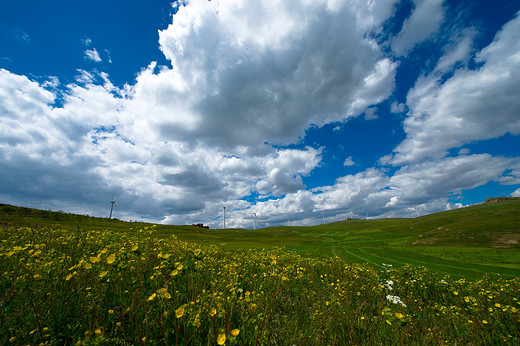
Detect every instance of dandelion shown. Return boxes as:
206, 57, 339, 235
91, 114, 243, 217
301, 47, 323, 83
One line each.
65, 273, 73, 281
251, 303, 258, 311
482, 320, 488, 324
194, 249, 201, 256
95, 329, 102, 336
148, 293, 156, 301
99, 271, 108, 278
176, 307, 185, 318
108, 309, 114, 314
210, 308, 217, 316
170, 269, 179, 276
217, 333, 226, 345
453, 291, 459, 296
84, 263, 92, 270
231, 329, 240, 336
395, 312, 404, 319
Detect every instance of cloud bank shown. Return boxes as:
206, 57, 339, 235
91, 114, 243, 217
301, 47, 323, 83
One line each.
1, 1, 519, 228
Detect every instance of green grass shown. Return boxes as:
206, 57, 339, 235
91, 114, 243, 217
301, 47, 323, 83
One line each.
1, 224, 519, 345
2, 199, 520, 280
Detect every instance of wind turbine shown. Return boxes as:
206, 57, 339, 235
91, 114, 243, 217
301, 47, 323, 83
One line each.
252, 210, 258, 230
219, 202, 229, 229
108, 195, 120, 219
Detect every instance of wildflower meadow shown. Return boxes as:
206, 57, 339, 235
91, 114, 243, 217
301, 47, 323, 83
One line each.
1, 224, 519, 345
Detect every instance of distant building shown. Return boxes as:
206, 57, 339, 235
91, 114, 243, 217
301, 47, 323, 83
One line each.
192, 223, 209, 229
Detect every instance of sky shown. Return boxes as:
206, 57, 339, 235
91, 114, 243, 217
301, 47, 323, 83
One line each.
1, 0, 520, 229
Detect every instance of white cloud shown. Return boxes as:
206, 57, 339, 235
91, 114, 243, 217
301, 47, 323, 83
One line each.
435, 28, 476, 73
2, 1, 518, 229
227, 153, 517, 228
364, 107, 379, 120
343, 156, 355, 166
390, 101, 405, 114
155, 0, 398, 148
392, 0, 445, 55
512, 188, 520, 197
85, 48, 102, 62
386, 11, 520, 165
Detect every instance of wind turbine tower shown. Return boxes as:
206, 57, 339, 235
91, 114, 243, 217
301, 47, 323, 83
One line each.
219, 202, 229, 229
252, 210, 258, 230
109, 195, 120, 219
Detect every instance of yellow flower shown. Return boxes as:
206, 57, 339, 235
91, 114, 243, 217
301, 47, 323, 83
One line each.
231, 329, 240, 336
148, 293, 156, 301
251, 303, 258, 311
99, 271, 108, 278
157, 287, 168, 296
217, 333, 226, 345
395, 313, 404, 319
84, 263, 92, 270
176, 307, 185, 318
65, 274, 73, 281
90, 256, 100, 263
108, 309, 114, 314
131, 244, 138, 251
453, 291, 458, 296
13, 246, 22, 251
170, 270, 179, 276
33, 274, 42, 280
482, 320, 488, 324
177, 263, 184, 270
194, 249, 201, 256
210, 308, 217, 317
95, 329, 102, 336
107, 254, 116, 264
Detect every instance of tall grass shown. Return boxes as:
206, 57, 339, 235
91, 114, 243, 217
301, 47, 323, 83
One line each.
1, 225, 519, 345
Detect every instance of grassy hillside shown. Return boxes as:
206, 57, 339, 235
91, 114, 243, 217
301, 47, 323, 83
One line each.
1, 201, 520, 344
1, 199, 519, 279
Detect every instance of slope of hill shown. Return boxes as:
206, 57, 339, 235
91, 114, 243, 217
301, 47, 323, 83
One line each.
1, 199, 519, 279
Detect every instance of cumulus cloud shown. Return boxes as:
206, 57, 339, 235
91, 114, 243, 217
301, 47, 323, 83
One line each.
386, 11, 520, 165
1, 0, 518, 229
227, 153, 517, 228
154, 0, 398, 148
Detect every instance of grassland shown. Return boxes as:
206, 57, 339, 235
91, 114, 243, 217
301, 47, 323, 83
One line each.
1, 200, 519, 344
2, 199, 520, 280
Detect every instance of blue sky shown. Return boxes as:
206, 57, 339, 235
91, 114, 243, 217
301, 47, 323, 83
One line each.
1, 0, 520, 228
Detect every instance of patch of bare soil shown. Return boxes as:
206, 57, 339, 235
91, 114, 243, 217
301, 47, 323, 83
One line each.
493, 233, 520, 248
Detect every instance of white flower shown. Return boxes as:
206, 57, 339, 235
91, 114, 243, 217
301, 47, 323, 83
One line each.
386, 295, 406, 307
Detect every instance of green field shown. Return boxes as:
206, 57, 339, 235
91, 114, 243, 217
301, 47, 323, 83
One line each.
2, 199, 520, 279
1, 200, 520, 344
